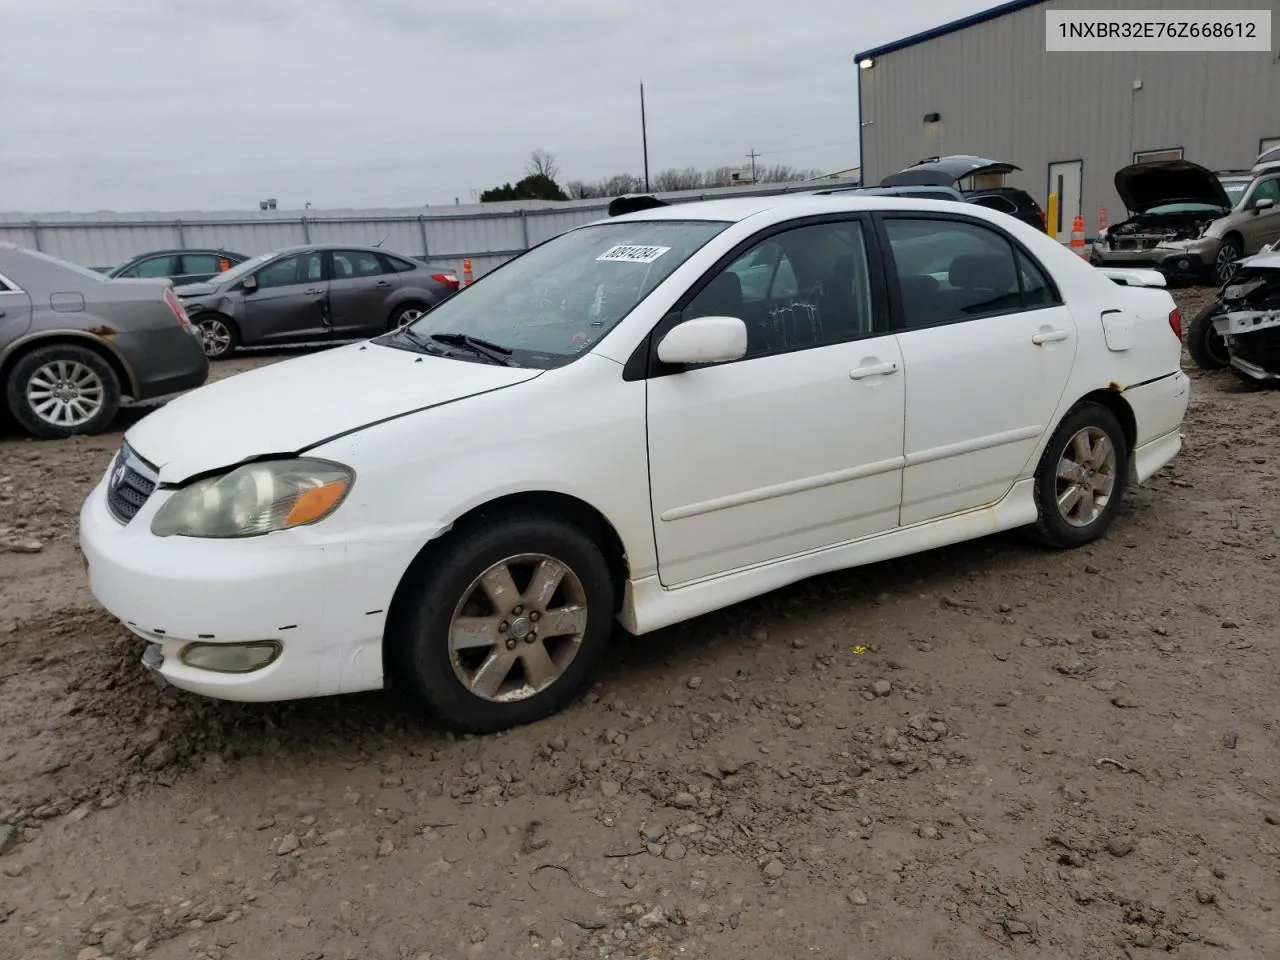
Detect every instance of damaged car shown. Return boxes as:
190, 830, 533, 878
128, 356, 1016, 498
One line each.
1092, 159, 1280, 285
1186, 242, 1280, 380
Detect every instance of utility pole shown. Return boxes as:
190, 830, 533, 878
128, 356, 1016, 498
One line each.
640, 81, 650, 193
746, 149, 760, 184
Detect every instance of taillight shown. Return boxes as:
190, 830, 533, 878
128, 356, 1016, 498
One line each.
1168, 307, 1182, 339
432, 272, 460, 291
163, 288, 192, 327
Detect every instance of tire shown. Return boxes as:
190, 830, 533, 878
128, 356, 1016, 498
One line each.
389, 302, 429, 331
196, 315, 238, 360
1029, 402, 1130, 549
1214, 237, 1242, 285
387, 510, 616, 733
5, 344, 122, 440
1186, 299, 1230, 370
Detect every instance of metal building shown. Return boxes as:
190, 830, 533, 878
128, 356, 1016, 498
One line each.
855, 0, 1280, 241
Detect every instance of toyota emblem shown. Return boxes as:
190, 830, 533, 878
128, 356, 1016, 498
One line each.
109, 458, 127, 492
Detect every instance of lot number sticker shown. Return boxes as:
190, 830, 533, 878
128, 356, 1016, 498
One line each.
596, 244, 671, 264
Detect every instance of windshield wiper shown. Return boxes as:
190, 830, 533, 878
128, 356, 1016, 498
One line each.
428, 333, 518, 366
393, 325, 451, 356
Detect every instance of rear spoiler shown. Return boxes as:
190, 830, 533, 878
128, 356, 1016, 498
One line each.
608, 195, 670, 217
1095, 267, 1167, 288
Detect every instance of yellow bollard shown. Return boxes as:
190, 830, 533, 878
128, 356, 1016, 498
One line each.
1047, 192, 1058, 241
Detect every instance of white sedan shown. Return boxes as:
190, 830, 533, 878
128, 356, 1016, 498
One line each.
78, 193, 1190, 732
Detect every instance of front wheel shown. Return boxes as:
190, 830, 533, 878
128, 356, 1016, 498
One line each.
1029, 402, 1130, 549
387, 510, 616, 733
1214, 238, 1242, 285
5, 344, 122, 439
197, 315, 238, 360
1186, 299, 1230, 370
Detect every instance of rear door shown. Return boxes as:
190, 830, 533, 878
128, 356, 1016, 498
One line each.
327, 249, 398, 336
178, 252, 235, 285
241, 250, 329, 343
0, 268, 33, 344
876, 212, 1078, 525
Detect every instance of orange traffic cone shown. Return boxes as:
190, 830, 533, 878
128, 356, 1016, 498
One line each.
1069, 214, 1086, 257
462, 258, 474, 286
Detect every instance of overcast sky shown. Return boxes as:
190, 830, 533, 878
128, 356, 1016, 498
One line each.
0, 0, 991, 213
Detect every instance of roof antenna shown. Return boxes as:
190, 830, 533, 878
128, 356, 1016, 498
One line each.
373, 233, 388, 248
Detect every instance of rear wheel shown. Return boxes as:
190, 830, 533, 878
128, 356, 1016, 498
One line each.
1186, 299, 1230, 370
5, 344, 122, 439
1029, 402, 1130, 549
389, 303, 428, 331
197, 315, 238, 359
387, 510, 616, 733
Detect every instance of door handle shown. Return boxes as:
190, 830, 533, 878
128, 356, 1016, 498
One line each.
304, 288, 324, 296
1032, 329, 1069, 344
375, 280, 393, 288
849, 361, 899, 380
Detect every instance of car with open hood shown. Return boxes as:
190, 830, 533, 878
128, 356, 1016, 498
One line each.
880, 155, 1045, 229
79, 191, 1189, 733
1183, 241, 1280, 380
1091, 159, 1280, 285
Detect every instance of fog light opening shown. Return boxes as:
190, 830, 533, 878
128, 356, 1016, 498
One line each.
179, 640, 282, 674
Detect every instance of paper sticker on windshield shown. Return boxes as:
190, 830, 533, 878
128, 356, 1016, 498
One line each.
596, 244, 671, 264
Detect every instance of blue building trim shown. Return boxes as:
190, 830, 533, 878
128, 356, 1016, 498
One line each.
854, 0, 1047, 61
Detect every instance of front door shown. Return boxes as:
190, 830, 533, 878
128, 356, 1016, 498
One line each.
241, 250, 329, 344
1239, 176, 1280, 253
645, 217, 906, 586
877, 213, 1078, 526
328, 249, 398, 336
1047, 160, 1083, 243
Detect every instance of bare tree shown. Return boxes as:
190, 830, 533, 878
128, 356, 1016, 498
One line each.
526, 149, 560, 182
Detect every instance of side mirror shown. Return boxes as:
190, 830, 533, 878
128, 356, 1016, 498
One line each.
656, 316, 748, 366
241, 274, 258, 292
1253, 197, 1275, 213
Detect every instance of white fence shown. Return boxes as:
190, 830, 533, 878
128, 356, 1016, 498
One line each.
0, 177, 860, 278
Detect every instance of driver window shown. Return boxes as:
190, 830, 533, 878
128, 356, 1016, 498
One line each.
1250, 178, 1280, 206
257, 252, 323, 289
683, 220, 874, 359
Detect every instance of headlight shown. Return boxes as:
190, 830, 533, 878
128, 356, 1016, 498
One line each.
150, 458, 354, 538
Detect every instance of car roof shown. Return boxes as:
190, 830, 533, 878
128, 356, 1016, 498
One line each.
599, 192, 1012, 226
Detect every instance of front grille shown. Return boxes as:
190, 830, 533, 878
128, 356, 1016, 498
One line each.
105, 444, 160, 525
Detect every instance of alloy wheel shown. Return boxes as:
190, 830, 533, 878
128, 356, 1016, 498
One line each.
25, 360, 106, 428
447, 553, 588, 702
199, 318, 233, 357
1054, 426, 1118, 528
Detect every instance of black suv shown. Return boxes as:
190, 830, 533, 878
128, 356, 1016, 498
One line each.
879, 155, 1046, 229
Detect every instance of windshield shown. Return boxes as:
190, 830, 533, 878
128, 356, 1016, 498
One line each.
1220, 179, 1250, 207
206, 252, 273, 286
401, 219, 730, 366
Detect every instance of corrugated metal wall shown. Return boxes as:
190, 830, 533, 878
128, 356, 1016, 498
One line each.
0, 178, 859, 276
858, 0, 1280, 237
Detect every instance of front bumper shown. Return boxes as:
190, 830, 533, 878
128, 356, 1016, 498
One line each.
78, 469, 439, 702
113, 326, 209, 401
1090, 241, 1217, 281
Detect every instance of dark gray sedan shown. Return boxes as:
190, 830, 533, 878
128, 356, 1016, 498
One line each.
173, 244, 461, 359
0, 242, 209, 439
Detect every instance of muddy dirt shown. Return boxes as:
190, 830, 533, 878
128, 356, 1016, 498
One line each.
2, 293, 1278, 960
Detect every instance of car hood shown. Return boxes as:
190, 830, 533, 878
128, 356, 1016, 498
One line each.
1113, 159, 1231, 213
880, 155, 1020, 187
124, 340, 544, 483
172, 281, 221, 298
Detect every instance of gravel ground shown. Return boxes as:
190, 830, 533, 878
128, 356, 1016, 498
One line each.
2, 289, 1279, 960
